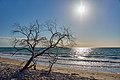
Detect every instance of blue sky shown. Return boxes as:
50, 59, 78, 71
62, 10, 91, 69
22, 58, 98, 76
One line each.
0, 0, 120, 47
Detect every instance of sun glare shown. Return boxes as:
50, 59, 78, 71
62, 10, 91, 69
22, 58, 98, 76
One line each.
73, 2, 88, 18
76, 5, 86, 15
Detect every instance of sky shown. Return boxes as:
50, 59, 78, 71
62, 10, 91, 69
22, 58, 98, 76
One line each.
0, 0, 120, 47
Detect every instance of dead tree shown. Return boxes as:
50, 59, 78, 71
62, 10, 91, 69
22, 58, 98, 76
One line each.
47, 51, 58, 74
12, 20, 75, 72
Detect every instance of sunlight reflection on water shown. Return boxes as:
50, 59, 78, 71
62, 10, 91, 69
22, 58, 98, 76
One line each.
71, 47, 92, 59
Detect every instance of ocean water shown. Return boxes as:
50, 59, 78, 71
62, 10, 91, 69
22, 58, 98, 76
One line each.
0, 47, 120, 73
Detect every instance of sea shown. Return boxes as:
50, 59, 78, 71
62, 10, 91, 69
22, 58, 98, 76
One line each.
0, 47, 120, 74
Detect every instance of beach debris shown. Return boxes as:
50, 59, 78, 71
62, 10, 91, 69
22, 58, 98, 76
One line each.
71, 73, 79, 76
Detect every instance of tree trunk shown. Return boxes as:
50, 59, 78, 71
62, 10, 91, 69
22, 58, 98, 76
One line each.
47, 63, 53, 75
33, 64, 36, 70
20, 56, 34, 72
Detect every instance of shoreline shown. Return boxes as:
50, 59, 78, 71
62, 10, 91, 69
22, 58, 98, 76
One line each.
0, 57, 120, 80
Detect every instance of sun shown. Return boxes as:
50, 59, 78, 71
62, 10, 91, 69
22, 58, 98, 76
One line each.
74, 3, 87, 17
76, 5, 86, 15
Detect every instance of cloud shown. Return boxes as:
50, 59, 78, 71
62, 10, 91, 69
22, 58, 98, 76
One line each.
0, 37, 12, 47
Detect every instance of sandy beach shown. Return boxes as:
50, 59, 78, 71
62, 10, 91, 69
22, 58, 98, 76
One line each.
0, 57, 120, 80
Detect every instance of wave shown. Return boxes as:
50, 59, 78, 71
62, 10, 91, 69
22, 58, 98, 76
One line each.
1, 52, 120, 73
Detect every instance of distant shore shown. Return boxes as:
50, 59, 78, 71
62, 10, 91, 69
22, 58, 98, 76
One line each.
0, 57, 120, 80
